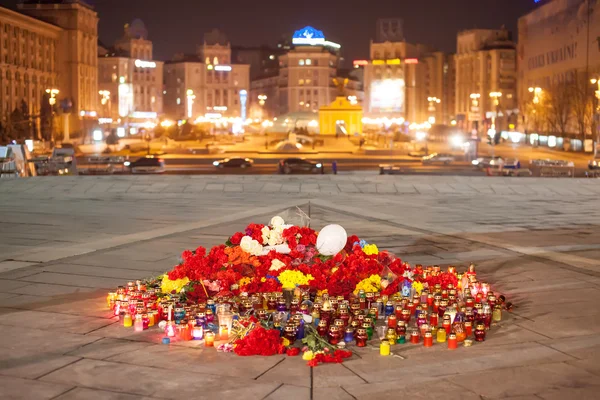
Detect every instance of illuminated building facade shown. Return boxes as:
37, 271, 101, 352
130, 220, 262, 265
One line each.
0, 5, 60, 137
163, 30, 250, 120
360, 26, 454, 125
97, 20, 163, 133
249, 26, 362, 119
454, 28, 517, 133
3, 0, 98, 140
518, 0, 600, 148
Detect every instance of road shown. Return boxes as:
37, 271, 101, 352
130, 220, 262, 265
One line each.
73, 141, 596, 176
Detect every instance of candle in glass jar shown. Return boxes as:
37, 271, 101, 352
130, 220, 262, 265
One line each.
219, 326, 229, 340
448, 333, 457, 349
410, 330, 420, 344
387, 315, 397, 328
204, 331, 215, 347
134, 315, 144, 332
355, 328, 368, 347
192, 325, 204, 340
427, 293, 434, 306
436, 328, 447, 343
123, 312, 132, 328
430, 313, 438, 327
474, 323, 486, 342
423, 331, 433, 347
380, 340, 391, 356
492, 305, 502, 322
465, 321, 473, 336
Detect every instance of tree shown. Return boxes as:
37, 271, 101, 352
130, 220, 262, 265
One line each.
571, 75, 594, 141
544, 82, 572, 137
10, 102, 30, 140
40, 93, 55, 142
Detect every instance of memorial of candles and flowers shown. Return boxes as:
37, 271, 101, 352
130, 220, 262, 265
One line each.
107, 215, 509, 365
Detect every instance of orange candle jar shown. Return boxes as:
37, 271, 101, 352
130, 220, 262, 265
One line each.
465, 321, 473, 336
410, 330, 420, 344
204, 331, 215, 347
448, 333, 458, 350
423, 331, 433, 347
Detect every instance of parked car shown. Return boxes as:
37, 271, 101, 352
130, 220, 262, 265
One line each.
126, 156, 165, 174
472, 156, 503, 169
280, 158, 323, 174
212, 157, 253, 168
422, 153, 455, 165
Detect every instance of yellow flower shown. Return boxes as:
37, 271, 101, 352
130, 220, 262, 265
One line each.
412, 281, 424, 295
317, 289, 329, 296
277, 270, 314, 290
261, 277, 267, 283
282, 337, 290, 347
363, 244, 379, 255
239, 277, 251, 287
302, 350, 315, 361
161, 276, 189, 294
354, 274, 381, 295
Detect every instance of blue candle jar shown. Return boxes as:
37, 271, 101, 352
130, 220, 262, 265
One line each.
385, 301, 394, 317
344, 328, 354, 343
174, 307, 185, 323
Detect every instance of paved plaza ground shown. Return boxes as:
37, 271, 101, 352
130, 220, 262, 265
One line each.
0, 175, 600, 399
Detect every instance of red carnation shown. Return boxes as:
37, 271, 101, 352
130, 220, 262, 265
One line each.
230, 232, 244, 245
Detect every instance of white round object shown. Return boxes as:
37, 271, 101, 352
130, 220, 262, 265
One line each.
316, 224, 347, 256
270, 215, 285, 227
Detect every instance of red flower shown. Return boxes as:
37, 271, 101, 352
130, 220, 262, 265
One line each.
230, 232, 244, 245
234, 326, 284, 356
286, 347, 301, 356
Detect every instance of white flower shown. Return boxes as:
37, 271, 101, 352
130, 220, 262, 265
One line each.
269, 259, 286, 271
270, 216, 285, 227
402, 270, 414, 280
261, 226, 271, 244
240, 236, 263, 256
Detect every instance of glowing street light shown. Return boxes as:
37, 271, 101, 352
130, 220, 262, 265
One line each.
489, 91, 502, 106
258, 94, 267, 106
186, 89, 196, 119
99, 90, 111, 105
46, 88, 59, 105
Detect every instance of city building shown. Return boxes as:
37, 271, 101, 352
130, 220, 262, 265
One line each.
518, 0, 600, 150
454, 28, 517, 135
1, 0, 98, 141
0, 5, 61, 140
249, 26, 362, 122
97, 19, 163, 135
231, 45, 284, 80
359, 20, 454, 126
163, 30, 250, 122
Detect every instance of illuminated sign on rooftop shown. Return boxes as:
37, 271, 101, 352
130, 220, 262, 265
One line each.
135, 59, 157, 68
292, 26, 341, 49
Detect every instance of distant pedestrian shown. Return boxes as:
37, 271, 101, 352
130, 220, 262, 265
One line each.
278, 160, 284, 174
332, 160, 338, 175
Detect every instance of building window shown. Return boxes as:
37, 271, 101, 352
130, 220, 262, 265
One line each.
313, 59, 319, 66
314, 89, 318, 95
306, 59, 312, 65
177, 98, 181, 105
299, 79, 304, 85
299, 59, 305, 66
306, 79, 311, 85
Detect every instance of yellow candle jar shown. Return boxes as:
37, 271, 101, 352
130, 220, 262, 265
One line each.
436, 328, 447, 343
380, 340, 391, 356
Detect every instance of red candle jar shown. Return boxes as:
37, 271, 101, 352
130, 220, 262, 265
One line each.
423, 331, 433, 347
433, 300, 440, 313
442, 315, 452, 334
441, 290, 448, 299
387, 315, 398, 328
328, 326, 341, 345
475, 323, 486, 342
430, 313, 439, 327
339, 309, 350, 327
465, 321, 473, 336
395, 321, 406, 337
412, 294, 421, 309
355, 328, 368, 347
466, 297, 475, 308
317, 320, 328, 337
284, 325, 297, 343
395, 305, 403, 319
427, 293, 434, 306
410, 330, 420, 344
447, 333, 458, 350
401, 309, 411, 324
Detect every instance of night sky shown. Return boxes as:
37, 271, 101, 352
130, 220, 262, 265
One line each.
2, 0, 539, 65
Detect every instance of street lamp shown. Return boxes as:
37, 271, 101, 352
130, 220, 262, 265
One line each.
489, 92, 503, 157
46, 88, 59, 105
591, 78, 600, 156
186, 89, 196, 119
258, 94, 267, 106
427, 97, 440, 124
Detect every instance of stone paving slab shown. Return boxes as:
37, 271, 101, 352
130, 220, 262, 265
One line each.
0, 176, 600, 398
